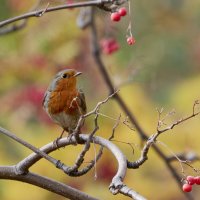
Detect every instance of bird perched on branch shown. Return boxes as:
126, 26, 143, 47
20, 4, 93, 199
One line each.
43, 69, 87, 138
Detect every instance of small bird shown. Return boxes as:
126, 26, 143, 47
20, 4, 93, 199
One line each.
43, 69, 87, 138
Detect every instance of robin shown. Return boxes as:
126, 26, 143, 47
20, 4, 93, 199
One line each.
43, 69, 87, 138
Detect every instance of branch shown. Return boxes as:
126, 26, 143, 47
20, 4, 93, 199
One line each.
0, 20, 27, 35
73, 90, 118, 139
0, 126, 61, 174
109, 114, 121, 140
0, 166, 98, 200
89, 9, 195, 200
167, 152, 200, 163
0, 0, 116, 28
159, 111, 200, 134
86, 135, 146, 200
17, 134, 126, 182
128, 102, 200, 169
1, 133, 146, 200
70, 146, 103, 177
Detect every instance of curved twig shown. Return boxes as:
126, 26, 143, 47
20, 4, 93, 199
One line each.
16, 135, 124, 175
15, 134, 146, 200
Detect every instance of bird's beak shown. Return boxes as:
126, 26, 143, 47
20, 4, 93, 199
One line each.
74, 72, 82, 77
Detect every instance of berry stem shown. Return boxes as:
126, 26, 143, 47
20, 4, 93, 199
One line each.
126, 0, 133, 38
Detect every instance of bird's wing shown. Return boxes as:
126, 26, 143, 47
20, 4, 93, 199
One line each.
42, 90, 51, 109
77, 89, 87, 114
42, 91, 47, 108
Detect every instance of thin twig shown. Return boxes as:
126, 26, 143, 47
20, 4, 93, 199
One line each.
109, 114, 121, 140
38, 2, 50, 16
70, 146, 103, 177
111, 139, 135, 156
158, 103, 200, 134
157, 141, 200, 176
128, 102, 200, 169
167, 152, 200, 163
66, 113, 100, 174
123, 116, 135, 131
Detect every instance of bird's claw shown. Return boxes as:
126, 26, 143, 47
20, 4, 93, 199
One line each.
53, 137, 62, 149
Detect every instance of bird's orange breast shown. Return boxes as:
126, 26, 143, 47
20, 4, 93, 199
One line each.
48, 90, 79, 115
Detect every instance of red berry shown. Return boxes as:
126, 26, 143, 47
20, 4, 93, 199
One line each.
119, 7, 127, 17
111, 12, 121, 22
127, 36, 136, 45
194, 176, 200, 185
182, 184, 192, 192
186, 176, 196, 185
100, 38, 120, 55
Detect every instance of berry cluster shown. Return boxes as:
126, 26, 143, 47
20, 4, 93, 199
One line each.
100, 38, 119, 55
110, 7, 136, 46
182, 176, 200, 192
110, 7, 127, 22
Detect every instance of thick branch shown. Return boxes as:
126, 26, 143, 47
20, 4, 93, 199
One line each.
0, 126, 60, 170
0, 20, 27, 35
0, 166, 97, 200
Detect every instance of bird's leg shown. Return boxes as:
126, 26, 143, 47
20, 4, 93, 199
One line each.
59, 129, 65, 139
71, 129, 85, 144
53, 129, 65, 149
68, 129, 82, 145
67, 132, 74, 144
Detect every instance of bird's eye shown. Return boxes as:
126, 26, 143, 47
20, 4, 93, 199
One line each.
62, 73, 68, 78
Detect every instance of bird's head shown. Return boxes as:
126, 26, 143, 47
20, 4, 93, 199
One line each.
48, 69, 82, 92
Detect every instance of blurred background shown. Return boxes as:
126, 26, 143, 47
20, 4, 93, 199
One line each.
0, 0, 200, 199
